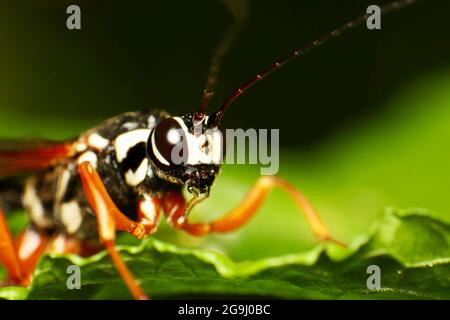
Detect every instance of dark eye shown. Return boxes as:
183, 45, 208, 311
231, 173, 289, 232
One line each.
149, 118, 187, 165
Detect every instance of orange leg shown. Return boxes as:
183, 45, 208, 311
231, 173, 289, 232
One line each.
14, 227, 48, 286
0, 208, 48, 286
77, 162, 149, 300
0, 207, 23, 284
137, 196, 161, 235
163, 176, 345, 246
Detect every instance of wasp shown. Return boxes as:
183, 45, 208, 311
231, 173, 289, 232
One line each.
0, 0, 416, 299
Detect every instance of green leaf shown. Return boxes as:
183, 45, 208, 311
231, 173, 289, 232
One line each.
0, 208, 448, 300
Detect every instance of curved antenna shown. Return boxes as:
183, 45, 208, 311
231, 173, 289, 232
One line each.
211, 0, 418, 124
195, 0, 249, 122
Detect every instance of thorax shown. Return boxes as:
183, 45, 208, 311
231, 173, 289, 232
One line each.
23, 110, 180, 235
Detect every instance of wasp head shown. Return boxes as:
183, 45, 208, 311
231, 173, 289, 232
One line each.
147, 113, 224, 194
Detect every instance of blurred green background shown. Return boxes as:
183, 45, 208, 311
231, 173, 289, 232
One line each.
1, 0, 450, 261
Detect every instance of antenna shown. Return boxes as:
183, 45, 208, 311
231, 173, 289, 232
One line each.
210, 0, 418, 125
195, 0, 249, 122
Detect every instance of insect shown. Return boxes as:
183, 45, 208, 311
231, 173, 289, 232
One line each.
0, 0, 417, 299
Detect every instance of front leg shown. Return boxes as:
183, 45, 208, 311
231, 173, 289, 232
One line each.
0, 210, 48, 286
77, 162, 149, 300
162, 176, 345, 246
0, 207, 24, 284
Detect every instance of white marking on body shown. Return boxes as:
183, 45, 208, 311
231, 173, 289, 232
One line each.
18, 229, 43, 260
122, 122, 139, 130
22, 177, 53, 228
49, 234, 67, 254
77, 151, 98, 168
55, 169, 71, 201
147, 115, 157, 129
74, 141, 88, 153
139, 196, 157, 223
87, 132, 110, 150
61, 201, 83, 234
115, 129, 151, 162
125, 159, 148, 187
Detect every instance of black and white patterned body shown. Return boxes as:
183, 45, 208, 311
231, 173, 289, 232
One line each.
22, 110, 179, 240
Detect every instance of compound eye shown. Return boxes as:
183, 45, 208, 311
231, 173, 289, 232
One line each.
150, 118, 187, 165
